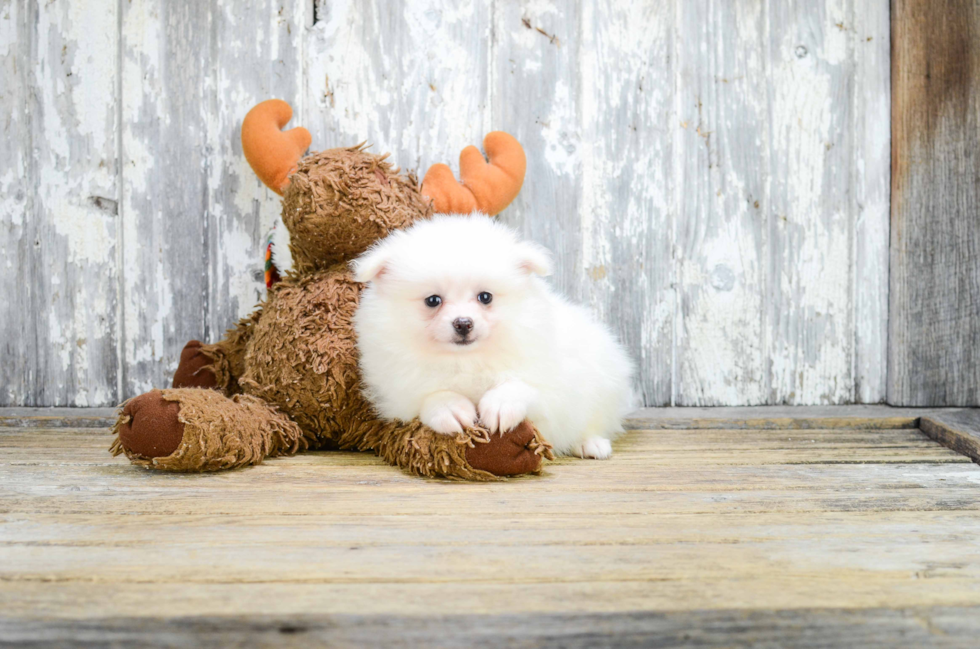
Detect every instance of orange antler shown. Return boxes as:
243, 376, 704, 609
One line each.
421, 132, 526, 216
241, 99, 312, 195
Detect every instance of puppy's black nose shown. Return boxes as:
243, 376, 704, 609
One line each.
453, 317, 474, 336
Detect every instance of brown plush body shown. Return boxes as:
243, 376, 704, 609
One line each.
112, 129, 549, 479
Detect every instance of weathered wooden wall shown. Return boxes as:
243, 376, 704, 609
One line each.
0, 0, 891, 407
889, 0, 980, 406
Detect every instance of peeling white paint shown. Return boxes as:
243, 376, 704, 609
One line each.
2, 0, 891, 407
540, 79, 580, 178
821, 1, 849, 66
42, 179, 114, 265
0, 2, 18, 58
0, 170, 25, 227
21, 0, 121, 406
306, 0, 490, 174
65, 2, 116, 141
768, 6, 856, 404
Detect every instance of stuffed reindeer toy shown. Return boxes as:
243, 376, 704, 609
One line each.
111, 99, 551, 479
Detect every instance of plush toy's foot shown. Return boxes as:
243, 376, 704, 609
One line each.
111, 388, 305, 472
465, 421, 553, 476
366, 417, 553, 481
171, 340, 219, 389
115, 389, 186, 458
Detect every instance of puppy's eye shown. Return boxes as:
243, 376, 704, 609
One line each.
477, 292, 493, 305
424, 295, 442, 308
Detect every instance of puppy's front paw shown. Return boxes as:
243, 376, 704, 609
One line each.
420, 392, 477, 435
479, 387, 529, 434
574, 436, 613, 460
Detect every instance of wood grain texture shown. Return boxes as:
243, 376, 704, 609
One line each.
920, 409, 980, 464
206, 0, 305, 337
11, 1, 121, 406
852, 1, 891, 403
579, 0, 674, 407
2, 421, 980, 644
889, 0, 980, 406
120, 0, 212, 396
2, 2, 893, 406
493, 0, 675, 407
492, 0, 889, 406
0, 0, 35, 406
766, 0, 853, 405
305, 0, 491, 176
3, 608, 980, 648
120, 0, 306, 396
675, 0, 767, 405
624, 404, 973, 429
491, 2, 584, 296
0, 407, 116, 428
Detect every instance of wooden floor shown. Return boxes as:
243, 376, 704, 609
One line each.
3, 407, 980, 647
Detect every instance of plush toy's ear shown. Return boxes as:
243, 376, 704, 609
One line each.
421, 132, 526, 216
516, 241, 552, 277
352, 244, 391, 283
241, 99, 312, 195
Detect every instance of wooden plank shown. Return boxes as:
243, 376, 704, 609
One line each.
0, 408, 116, 428
851, 0, 891, 403
3, 580, 980, 627
305, 1, 491, 178
3, 425, 968, 466
4, 466, 978, 517
1, 572, 980, 617
672, 0, 889, 406
0, 404, 956, 430
674, 0, 767, 406
3, 420, 980, 642
1, 426, 950, 451
31, 0, 120, 406
889, 0, 980, 406
5, 510, 978, 547
0, 405, 958, 429
0, 0, 35, 406
2, 451, 974, 492
574, 0, 674, 406
206, 0, 305, 338
491, 6, 583, 292
5, 530, 980, 584
766, 0, 854, 404
3, 607, 980, 649
119, 0, 212, 396
920, 410, 980, 464
1, 445, 971, 483
624, 404, 957, 429
1, 458, 976, 584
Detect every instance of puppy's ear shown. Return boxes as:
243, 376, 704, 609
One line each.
351, 244, 390, 283
516, 241, 553, 277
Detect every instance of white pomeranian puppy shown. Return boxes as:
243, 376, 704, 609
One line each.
352, 214, 634, 459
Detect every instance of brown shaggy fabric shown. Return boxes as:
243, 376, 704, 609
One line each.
197, 310, 263, 396
171, 341, 219, 390
111, 388, 305, 472
110, 143, 549, 480
238, 265, 364, 443
281, 147, 432, 274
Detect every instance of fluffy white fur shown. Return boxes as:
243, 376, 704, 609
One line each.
352, 214, 634, 459
270, 216, 294, 274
